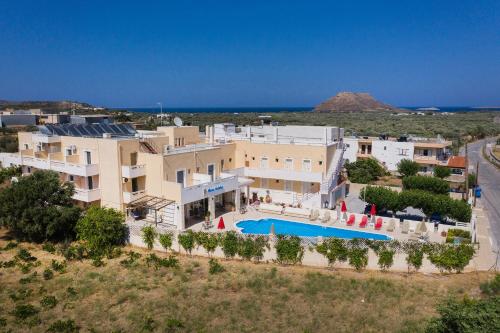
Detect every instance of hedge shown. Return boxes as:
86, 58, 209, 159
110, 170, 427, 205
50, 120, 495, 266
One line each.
402, 175, 449, 195
360, 186, 472, 222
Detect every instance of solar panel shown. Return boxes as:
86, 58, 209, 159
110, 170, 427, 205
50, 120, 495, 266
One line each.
35, 123, 137, 138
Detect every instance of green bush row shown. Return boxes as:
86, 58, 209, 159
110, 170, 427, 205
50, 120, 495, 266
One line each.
402, 175, 449, 195
360, 186, 472, 222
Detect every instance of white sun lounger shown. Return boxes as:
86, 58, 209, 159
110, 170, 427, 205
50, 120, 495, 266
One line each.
283, 206, 311, 219
257, 203, 283, 215
320, 211, 331, 223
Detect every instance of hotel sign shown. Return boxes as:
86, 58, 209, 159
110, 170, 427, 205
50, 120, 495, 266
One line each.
207, 185, 224, 193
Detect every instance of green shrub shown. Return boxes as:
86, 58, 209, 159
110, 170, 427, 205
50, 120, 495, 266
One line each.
347, 246, 368, 271
10, 304, 39, 319
15, 248, 37, 262
51, 260, 67, 273
237, 235, 268, 261
141, 225, 157, 250
397, 159, 420, 177
43, 268, 54, 280
195, 232, 219, 256
221, 231, 239, 259
316, 238, 348, 268
446, 229, 471, 243
0, 317, 6, 327
275, 235, 304, 265
208, 258, 225, 274
178, 230, 196, 255
40, 295, 58, 309
480, 275, 500, 296
76, 206, 127, 256
42, 242, 56, 254
428, 244, 475, 273
46, 319, 80, 333
164, 318, 184, 332
3, 241, 18, 250
345, 158, 386, 183
433, 166, 451, 179
158, 232, 174, 253
359, 186, 400, 212
426, 296, 500, 333
120, 251, 142, 268
402, 175, 449, 195
404, 241, 424, 272
19, 272, 38, 284
377, 248, 396, 271
145, 253, 179, 270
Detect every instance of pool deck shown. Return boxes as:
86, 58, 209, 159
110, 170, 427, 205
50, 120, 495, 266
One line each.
191, 207, 450, 244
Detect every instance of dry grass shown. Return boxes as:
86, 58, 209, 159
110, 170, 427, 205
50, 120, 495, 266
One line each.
0, 231, 494, 333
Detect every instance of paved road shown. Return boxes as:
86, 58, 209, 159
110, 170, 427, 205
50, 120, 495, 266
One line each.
465, 139, 500, 251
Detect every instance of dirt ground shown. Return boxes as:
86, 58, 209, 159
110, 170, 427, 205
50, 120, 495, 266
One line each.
0, 231, 494, 333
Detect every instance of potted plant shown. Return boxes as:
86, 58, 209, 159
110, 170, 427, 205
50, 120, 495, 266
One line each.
205, 211, 211, 223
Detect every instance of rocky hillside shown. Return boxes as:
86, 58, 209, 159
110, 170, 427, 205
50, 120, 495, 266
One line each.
314, 92, 399, 112
0, 100, 94, 111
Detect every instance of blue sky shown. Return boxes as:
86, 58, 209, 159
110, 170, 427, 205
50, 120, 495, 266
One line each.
1, 0, 499, 107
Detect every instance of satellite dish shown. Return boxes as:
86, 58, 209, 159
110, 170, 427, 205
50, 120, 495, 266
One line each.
173, 117, 183, 127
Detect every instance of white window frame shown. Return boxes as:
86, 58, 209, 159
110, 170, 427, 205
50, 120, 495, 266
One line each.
83, 150, 92, 165
302, 159, 312, 172
260, 157, 269, 169
175, 168, 187, 187
207, 163, 216, 181
284, 158, 293, 170
67, 174, 75, 182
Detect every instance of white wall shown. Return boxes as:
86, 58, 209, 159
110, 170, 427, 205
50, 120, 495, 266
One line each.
371, 140, 414, 171
343, 138, 359, 164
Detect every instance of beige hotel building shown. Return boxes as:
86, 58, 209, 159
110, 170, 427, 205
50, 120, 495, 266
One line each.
0, 123, 346, 229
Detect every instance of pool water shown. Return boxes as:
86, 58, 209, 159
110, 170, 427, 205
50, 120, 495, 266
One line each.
235, 218, 391, 241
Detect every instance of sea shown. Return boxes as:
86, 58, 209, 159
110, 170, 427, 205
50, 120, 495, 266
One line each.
112, 106, 500, 114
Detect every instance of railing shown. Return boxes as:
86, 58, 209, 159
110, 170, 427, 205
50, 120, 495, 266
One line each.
320, 144, 344, 194
72, 188, 101, 202
121, 164, 146, 178
123, 190, 146, 204
180, 174, 239, 204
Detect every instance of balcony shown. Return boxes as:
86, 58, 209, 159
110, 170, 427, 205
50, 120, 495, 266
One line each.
32, 133, 61, 144
72, 188, 101, 202
49, 160, 99, 177
123, 190, 146, 204
121, 164, 146, 178
0, 153, 22, 167
174, 173, 240, 204
413, 156, 448, 166
238, 167, 323, 183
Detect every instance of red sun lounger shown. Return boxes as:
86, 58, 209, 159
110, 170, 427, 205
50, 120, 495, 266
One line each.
375, 217, 383, 230
346, 214, 355, 226
359, 215, 368, 228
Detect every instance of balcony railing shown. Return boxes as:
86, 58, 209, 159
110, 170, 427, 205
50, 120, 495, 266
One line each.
240, 167, 323, 183
123, 190, 146, 204
72, 188, 101, 202
122, 164, 146, 178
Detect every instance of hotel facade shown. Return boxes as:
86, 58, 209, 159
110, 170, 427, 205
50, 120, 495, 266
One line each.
0, 123, 346, 230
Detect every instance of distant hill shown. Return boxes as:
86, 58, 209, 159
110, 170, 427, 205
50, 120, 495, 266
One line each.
0, 100, 95, 111
314, 92, 400, 113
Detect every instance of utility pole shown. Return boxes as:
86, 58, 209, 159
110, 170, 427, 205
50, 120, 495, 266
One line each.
464, 142, 469, 201
157, 102, 163, 126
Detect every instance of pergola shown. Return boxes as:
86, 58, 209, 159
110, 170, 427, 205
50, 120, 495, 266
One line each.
128, 195, 175, 226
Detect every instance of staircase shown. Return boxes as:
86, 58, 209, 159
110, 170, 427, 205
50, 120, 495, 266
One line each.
320, 143, 345, 194
140, 140, 158, 154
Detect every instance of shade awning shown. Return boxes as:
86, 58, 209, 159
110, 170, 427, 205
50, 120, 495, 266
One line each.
128, 195, 175, 211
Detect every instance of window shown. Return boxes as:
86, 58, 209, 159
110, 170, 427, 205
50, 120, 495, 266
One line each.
284, 180, 293, 192
87, 176, 93, 190
384, 146, 387, 151
260, 157, 269, 169
284, 158, 293, 170
302, 159, 312, 172
398, 149, 409, 156
85, 151, 92, 165
24, 144, 29, 150
65, 148, 73, 156
207, 164, 215, 180
130, 152, 138, 166
220, 159, 224, 171
176, 169, 185, 186
68, 175, 74, 182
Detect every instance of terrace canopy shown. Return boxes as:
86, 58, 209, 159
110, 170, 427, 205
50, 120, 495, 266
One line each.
128, 195, 175, 225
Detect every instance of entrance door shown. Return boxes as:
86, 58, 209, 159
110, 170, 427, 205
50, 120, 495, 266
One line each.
87, 176, 94, 190
207, 164, 215, 181
85, 151, 92, 165
302, 182, 312, 194
176, 170, 185, 187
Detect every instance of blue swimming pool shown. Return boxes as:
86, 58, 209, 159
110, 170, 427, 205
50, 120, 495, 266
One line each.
235, 218, 391, 240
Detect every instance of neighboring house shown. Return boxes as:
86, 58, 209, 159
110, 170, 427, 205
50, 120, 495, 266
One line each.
70, 114, 113, 124
343, 135, 462, 175
0, 123, 346, 230
0, 114, 38, 127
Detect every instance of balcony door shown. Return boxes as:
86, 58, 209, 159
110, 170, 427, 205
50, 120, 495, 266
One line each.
284, 158, 293, 170
87, 176, 94, 190
85, 151, 92, 165
284, 180, 293, 192
207, 164, 215, 181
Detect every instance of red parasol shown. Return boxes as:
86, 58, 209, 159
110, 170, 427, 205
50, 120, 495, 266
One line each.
370, 204, 377, 216
217, 216, 225, 230
341, 201, 347, 213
